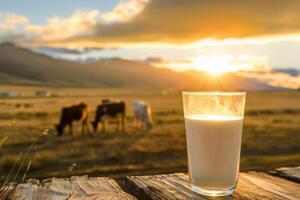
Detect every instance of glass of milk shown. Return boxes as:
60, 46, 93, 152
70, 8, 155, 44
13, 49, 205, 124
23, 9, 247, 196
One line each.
182, 91, 246, 196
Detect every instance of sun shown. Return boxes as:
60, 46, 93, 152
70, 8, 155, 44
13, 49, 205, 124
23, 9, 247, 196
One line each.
192, 55, 239, 75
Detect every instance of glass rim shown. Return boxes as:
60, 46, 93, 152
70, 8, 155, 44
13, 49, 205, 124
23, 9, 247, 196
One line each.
182, 91, 246, 96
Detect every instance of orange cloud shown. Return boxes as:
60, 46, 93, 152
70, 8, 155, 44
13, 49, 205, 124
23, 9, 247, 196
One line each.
238, 70, 300, 89
3, 0, 300, 48
66, 0, 300, 46
25, 10, 100, 41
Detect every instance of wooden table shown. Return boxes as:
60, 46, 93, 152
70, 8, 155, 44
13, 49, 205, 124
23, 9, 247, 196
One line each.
4, 166, 300, 200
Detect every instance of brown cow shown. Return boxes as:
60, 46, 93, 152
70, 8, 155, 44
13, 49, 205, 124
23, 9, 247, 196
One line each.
55, 102, 89, 136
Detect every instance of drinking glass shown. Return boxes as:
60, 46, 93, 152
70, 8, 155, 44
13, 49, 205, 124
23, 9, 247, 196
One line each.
182, 91, 246, 196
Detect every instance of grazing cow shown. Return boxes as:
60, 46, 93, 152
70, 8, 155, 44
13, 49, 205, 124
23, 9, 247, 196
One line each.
55, 102, 89, 136
92, 101, 125, 132
133, 100, 152, 130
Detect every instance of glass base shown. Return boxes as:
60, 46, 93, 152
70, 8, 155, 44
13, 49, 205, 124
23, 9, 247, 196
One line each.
191, 184, 236, 196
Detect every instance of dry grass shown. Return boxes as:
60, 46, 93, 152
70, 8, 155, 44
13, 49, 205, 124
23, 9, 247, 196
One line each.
0, 85, 300, 184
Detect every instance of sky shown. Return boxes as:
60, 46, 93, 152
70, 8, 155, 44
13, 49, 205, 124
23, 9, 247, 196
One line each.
0, 0, 118, 24
1, 0, 300, 88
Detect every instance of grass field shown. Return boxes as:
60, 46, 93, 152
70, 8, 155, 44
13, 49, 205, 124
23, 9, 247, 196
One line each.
0, 85, 300, 183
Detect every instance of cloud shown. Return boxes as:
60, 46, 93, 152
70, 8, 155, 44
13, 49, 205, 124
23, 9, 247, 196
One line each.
37, 0, 148, 46
25, 10, 100, 42
3, 0, 300, 47
0, 13, 32, 44
0, 0, 148, 47
0, 13, 29, 30
238, 69, 300, 89
100, 0, 149, 24
67, 0, 300, 46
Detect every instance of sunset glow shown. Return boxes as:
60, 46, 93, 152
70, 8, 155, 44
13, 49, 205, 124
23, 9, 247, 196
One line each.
192, 55, 249, 75
1, 0, 300, 89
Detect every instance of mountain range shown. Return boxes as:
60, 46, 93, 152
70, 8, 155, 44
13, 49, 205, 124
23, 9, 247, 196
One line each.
0, 43, 290, 91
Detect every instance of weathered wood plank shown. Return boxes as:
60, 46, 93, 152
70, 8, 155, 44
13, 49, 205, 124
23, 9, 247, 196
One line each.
9, 176, 135, 200
125, 172, 300, 200
272, 166, 300, 183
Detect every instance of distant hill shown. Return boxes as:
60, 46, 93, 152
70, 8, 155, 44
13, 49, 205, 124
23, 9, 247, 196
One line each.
0, 42, 193, 88
0, 43, 288, 91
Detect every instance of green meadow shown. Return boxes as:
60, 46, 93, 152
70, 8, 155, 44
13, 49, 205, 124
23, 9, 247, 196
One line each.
0, 85, 300, 183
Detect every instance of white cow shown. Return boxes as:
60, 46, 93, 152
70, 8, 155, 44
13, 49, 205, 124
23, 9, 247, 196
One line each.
133, 100, 152, 130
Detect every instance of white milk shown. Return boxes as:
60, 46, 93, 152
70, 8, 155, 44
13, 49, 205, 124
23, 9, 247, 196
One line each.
185, 115, 243, 190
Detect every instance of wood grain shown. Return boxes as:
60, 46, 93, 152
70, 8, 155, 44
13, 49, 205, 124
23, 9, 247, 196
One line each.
272, 166, 300, 183
6, 167, 300, 200
125, 172, 300, 200
9, 176, 135, 200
